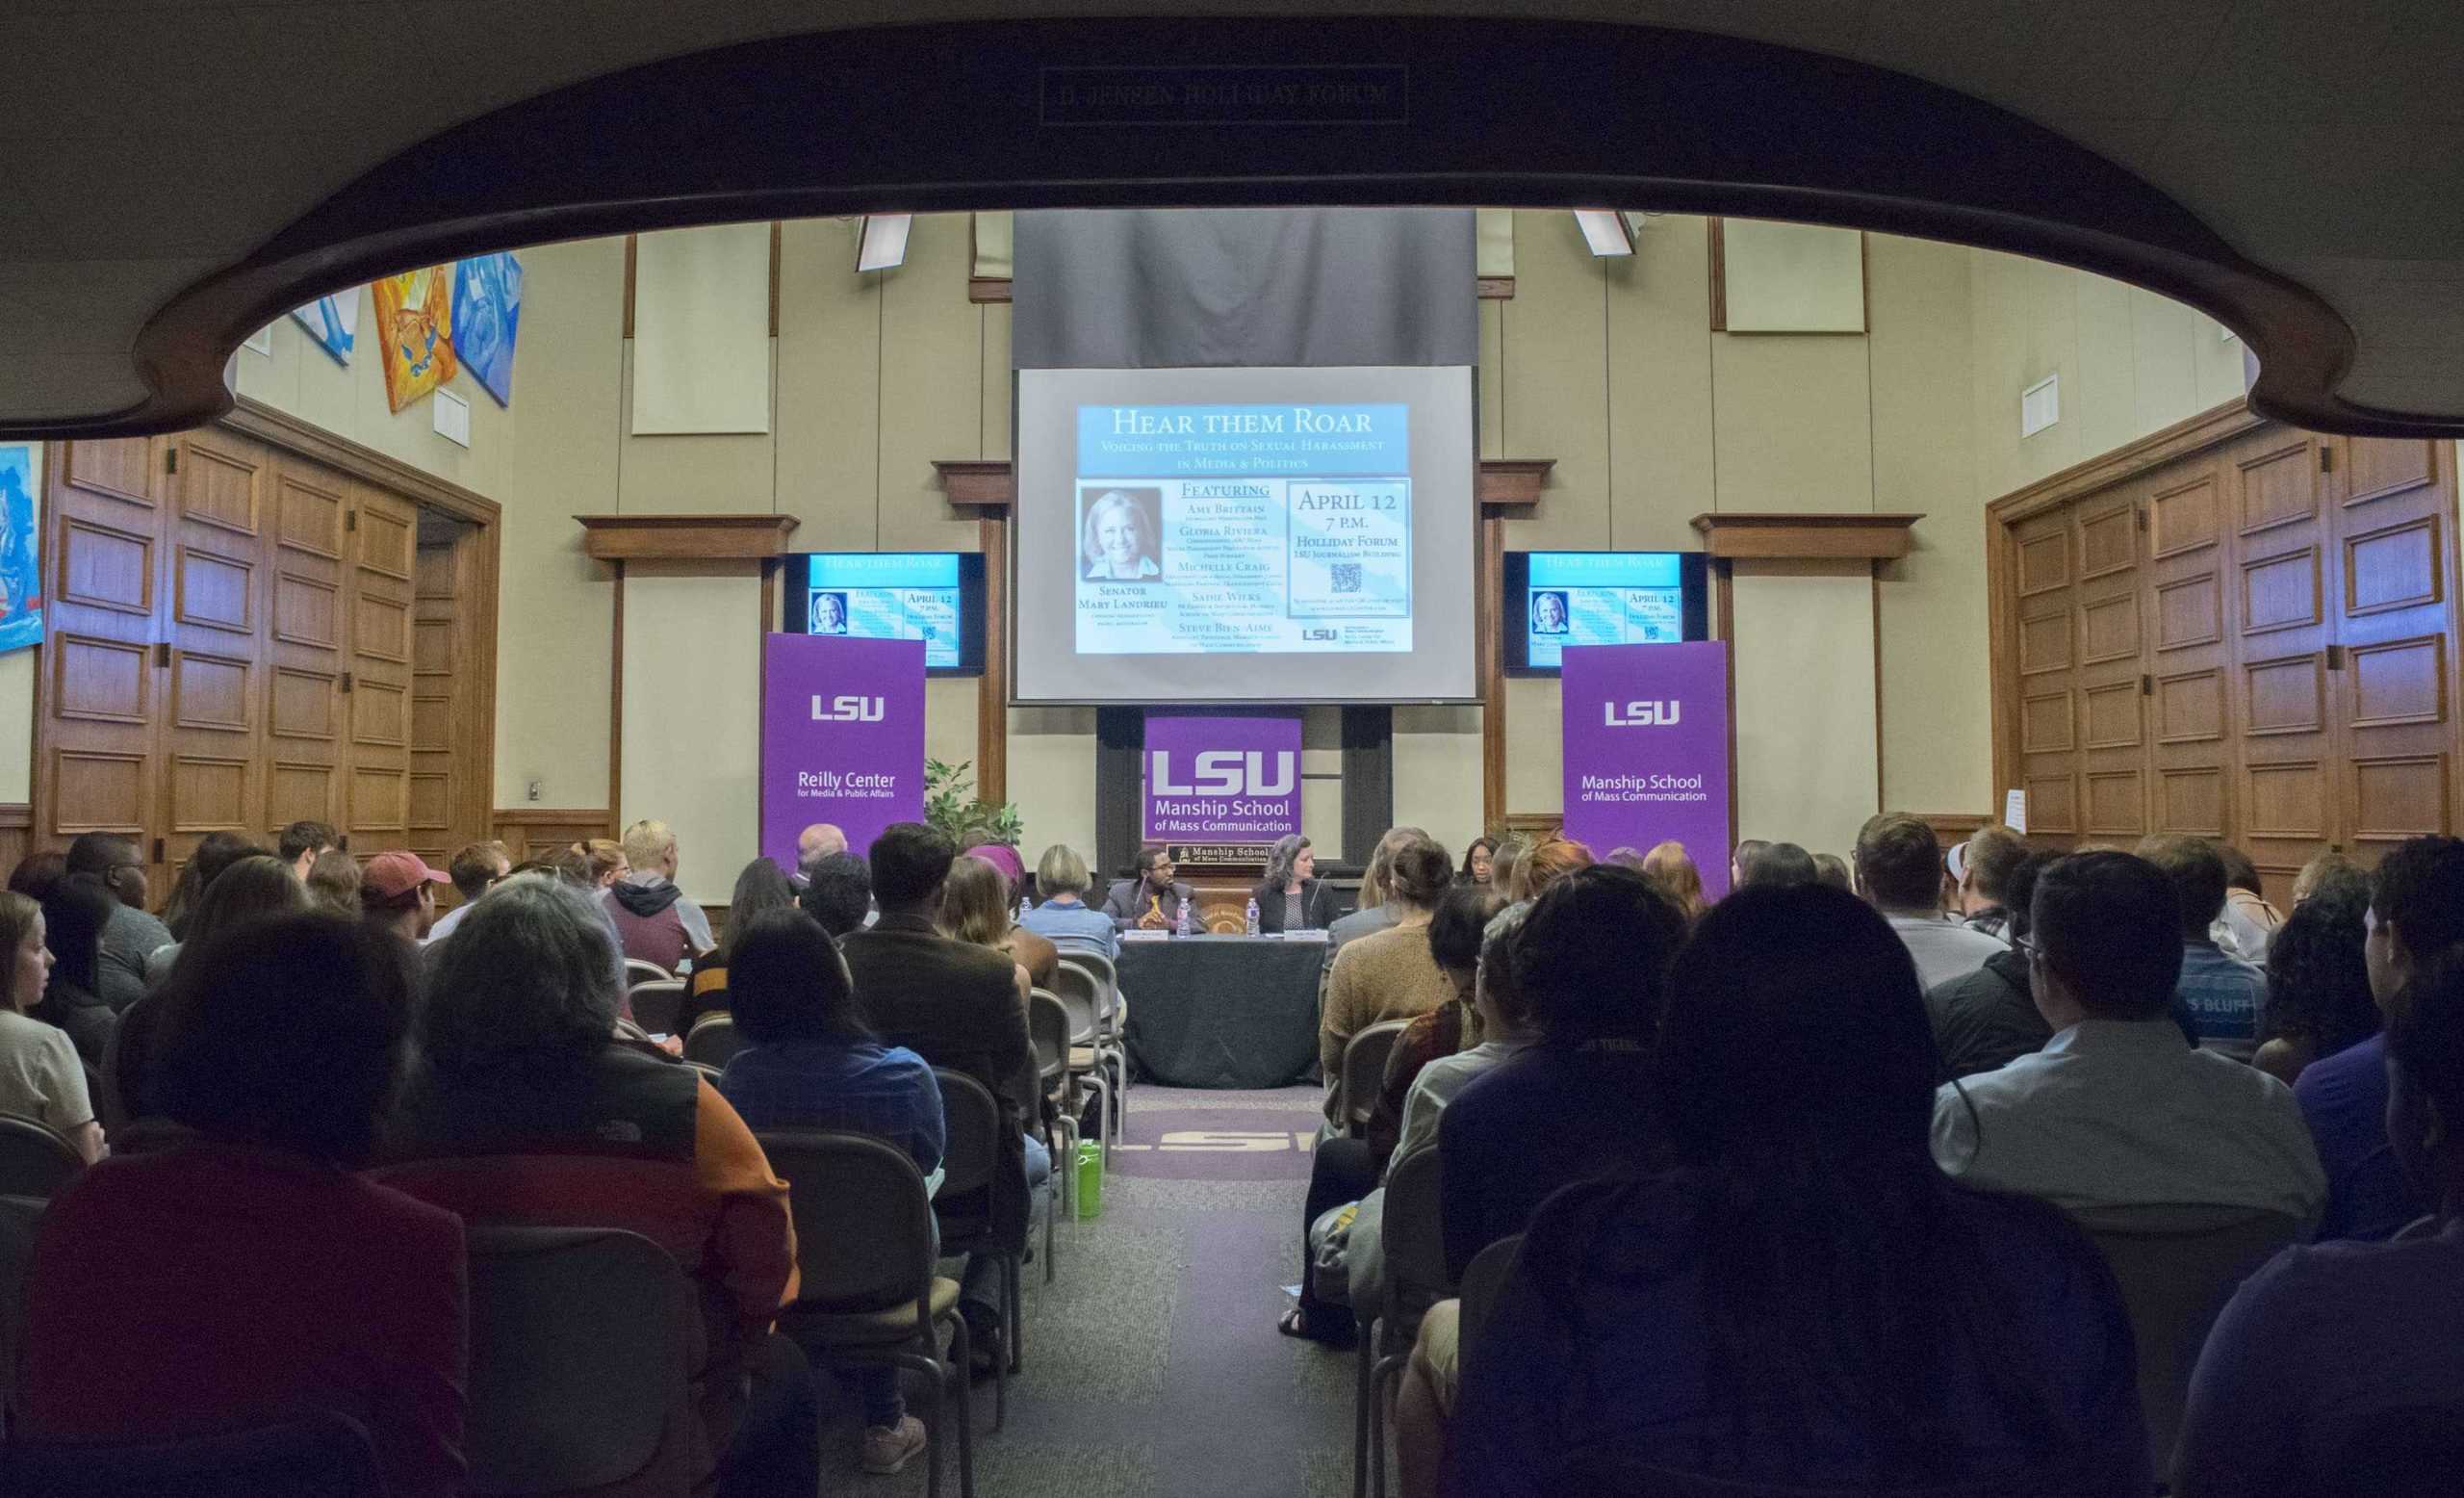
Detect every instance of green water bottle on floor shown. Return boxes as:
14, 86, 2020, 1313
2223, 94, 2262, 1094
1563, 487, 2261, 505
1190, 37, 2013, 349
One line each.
1073, 1138, 1103, 1221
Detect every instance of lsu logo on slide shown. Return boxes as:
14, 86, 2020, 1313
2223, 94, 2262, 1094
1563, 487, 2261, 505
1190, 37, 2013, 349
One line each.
811, 694, 885, 722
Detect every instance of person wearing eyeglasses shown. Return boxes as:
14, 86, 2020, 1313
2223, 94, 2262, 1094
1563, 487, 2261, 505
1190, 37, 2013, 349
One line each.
63, 835, 171, 1014
1102, 844, 1196, 933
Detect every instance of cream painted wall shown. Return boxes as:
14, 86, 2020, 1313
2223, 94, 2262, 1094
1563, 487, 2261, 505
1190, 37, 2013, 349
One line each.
620, 565, 761, 905
1732, 560, 1879, 859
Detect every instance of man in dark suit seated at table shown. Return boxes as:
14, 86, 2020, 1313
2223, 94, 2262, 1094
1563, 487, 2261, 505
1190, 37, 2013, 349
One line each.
1103, 843, 1199, 933
839, 821, 1042, 1365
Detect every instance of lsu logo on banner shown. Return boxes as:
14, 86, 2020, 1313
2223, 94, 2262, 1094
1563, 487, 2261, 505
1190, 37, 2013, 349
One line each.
1149, 750, 1296, 797
812, 694, 886, 722
1603, 699, 1683, 728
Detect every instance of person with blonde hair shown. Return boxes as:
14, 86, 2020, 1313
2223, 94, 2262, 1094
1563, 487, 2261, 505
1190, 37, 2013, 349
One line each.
576, 838, 628, 889
942, 853, 1055, 996
1641, 840, 1708, 920
601, 817, 712, 970
1505, 836, 1594, 904
1080, 489, 1161, 580
1327, 826, 1434, 970
1020, 843, 1116, 959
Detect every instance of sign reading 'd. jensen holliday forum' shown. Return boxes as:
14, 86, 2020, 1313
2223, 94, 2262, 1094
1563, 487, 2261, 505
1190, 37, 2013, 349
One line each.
759, 633, 925, 865
1559, 641, 1732, 897
1142, 713, 1302, 843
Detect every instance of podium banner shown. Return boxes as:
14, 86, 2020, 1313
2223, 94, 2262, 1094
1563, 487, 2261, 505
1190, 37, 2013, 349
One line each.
1560, 641, 1732, 897
759, 633, 925, 865
1143, 712, 1302, 842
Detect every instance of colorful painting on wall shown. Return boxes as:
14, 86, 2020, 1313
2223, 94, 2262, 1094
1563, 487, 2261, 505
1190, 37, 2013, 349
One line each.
372, 267, 458, 413
290, 290, 360, 367
450, 253, 523, 407
0, 445, 43, 655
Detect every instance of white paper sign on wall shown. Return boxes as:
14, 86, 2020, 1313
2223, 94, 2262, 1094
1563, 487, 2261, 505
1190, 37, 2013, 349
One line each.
2003, 788, 2027, 835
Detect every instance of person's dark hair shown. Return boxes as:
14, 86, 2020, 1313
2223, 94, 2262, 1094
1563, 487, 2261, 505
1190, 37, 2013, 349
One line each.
165, 831, 267, 938
2260, 876, 2378, 1058
2136, 834, 2230, 941
1732, 839, 1769, 873
2371, 836, 2464, 965
1853, 814, 1944, 910
422, 875, 623, 1082
37, 873, 114, 997
727, 907, 868, 1046
1385, 839, 1454, 913
153, 913, 414, 1167
2388, 945, 2464, 1143
6, 851, 66, 902
277, 819, 339, 865
799, 853, 873, 938
724, 858, 799, 962
1738, 841, 1818, 890
447, 840, 508, 902
2030, 851, 2184, 1020
171, 855, 309, 978
1459, 837, 1498, 884
304, 847, 361, 917
1136, 842, 1170, 875
2000, 851, 2058, 943
1627, 881, 2073, 1475
2215, 843, 2266, 898
63, 833, 135, 882
868, 821, 957, 910
1811, 852, 1852, 891
1427, 885, 1499, 976
1512, 865, 1688, 1045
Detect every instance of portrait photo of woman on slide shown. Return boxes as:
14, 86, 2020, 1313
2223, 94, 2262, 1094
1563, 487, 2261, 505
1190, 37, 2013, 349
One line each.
1081, 489, 1163, 581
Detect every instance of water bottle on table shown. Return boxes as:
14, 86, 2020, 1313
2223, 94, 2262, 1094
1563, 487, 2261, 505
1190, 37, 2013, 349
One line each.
1245, 895, 1260, 936
1175, 897, 1192, 937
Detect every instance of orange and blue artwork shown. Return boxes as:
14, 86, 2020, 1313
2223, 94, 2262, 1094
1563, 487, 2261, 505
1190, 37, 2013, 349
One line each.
372, 267, 458, 413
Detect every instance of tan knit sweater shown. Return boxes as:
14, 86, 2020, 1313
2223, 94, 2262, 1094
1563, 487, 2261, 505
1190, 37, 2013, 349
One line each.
1320, 920, 1457, 1089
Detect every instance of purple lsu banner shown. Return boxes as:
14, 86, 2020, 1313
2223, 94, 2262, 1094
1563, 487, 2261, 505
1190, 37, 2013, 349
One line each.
1143, 713, 1302, 842
759, 633, 926, 865
1560, 641, 1733, 897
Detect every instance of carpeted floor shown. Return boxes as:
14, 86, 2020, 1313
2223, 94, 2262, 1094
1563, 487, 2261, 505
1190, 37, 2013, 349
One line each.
820, 1082, 1360, 1496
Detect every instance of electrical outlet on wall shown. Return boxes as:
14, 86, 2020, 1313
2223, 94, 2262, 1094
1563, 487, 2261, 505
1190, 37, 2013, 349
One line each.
526, 780, 543, 803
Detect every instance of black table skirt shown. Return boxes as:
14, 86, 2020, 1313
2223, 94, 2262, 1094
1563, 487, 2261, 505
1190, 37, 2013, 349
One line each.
1118, 935, 1328, 1090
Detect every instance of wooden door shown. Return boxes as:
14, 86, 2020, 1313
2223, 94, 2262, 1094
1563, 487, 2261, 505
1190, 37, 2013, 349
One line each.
344, 484, 420, 859
2145, 459, 2235, 865
2226, 428, 2338, 901
159, 427, 271, 884
411, 525, 467, 875
2009, 504, 2080, 847
2073, 493, 2150, 847
39, 438, 167, 874
264, 454, 351, 845
2328, 436, 2455, 871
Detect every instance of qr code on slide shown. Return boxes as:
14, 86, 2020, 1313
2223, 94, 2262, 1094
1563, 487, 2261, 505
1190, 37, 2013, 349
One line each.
1331, 563, 1363, 594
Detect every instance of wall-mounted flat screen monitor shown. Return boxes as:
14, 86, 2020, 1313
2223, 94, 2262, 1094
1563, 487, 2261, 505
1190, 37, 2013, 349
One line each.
783, 552, 986, 676
1503, 551, 1709, 674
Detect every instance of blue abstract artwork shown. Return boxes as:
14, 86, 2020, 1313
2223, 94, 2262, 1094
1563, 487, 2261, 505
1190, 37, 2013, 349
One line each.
451, 253, 523, 407
0, 446, 41, 655
290, 291, 359, 367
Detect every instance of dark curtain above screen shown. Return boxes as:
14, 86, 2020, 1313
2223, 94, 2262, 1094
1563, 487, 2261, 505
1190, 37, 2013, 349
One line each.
1011, 208, 1477, 370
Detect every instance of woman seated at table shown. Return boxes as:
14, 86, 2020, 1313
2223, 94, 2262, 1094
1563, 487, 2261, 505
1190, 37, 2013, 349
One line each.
1253, 835, 1340, 934
1020, 844, 1118, 961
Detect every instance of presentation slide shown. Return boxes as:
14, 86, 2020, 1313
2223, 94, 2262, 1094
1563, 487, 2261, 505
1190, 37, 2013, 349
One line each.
1015, 367, 1476, 704
1521, 552, 1688, 668
798, 553, 965, 670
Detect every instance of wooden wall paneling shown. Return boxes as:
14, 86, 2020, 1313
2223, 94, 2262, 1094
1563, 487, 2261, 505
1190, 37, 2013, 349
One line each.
38, 437, 163, 861
2226, 426, 2335, 891
2147, 455, 2234, 845
2074, 488, 2148, 844
0, 804, 31, 885
266, 454, 347, 845
412, 526, 468, 862
2008, 504, 2079, 844
346, 483, 421, 863
977, 515, 1008, 805
491, 810, 616, 865
2328, 436, 2457, 862
161, 427, 270, 876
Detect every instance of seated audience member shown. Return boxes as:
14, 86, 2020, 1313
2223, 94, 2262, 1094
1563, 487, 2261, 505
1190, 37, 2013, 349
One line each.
2139, 834, 2270, 1054
155, 830, 258, 948
2293, 849, 2361, 908
2297, 835, 2464, 1241
33, 875, 117, 1071
797, 852, 874, 940
578, 837, 629, 889
116, 855, 308, 1126
1603, 845, 1649, 870
1811, 851, 1854, 891
945, 852, 1057, 995
64, 833, 174, 1013
1737, 840, 1819, 890
1439, 883, 2148, 1498
1019, 844, 1116, 958
1254, 833, 1341, 934
2251, 869, 2376, 1087
2176, 945, 2464, 1498
1640, 840, 1708, 920
681, 858, 800, 1035
1283, 888, 1502, 1345
1857, 813, 2007, 990
1458, 837, 1496, 889
603, 818, 715, 969
1932, 851, 2324, 1226
963, 841, 1026, 896
1926, 851, 2058, 1080
715, 908, 942, 1476
1955, 823, 2031, 940
21, 915, 464, 1498
7, 850, 66, 901
0, 892, 102, 1163
1502, 835, 1592, 904
1729, 839, 1769, 891
1321, 840, 1458, 1120
423, 839, 510, 946
2216, 843, 2286, 964
305, 846, 362, 917
1102, 842, 1198, 932
838, 822, 1040, 1363
1325, 827, 1432, 970
275, 818, 339, 883
1438, 865, 1689, 1281
1485, 839, 1526, 904
379, 875, 809, 1495
794, 822, 846, 887
360, 851, 447, 948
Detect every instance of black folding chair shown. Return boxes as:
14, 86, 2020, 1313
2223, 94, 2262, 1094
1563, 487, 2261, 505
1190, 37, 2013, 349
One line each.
0, 1409, 383, 1498
0, 1120, 82, 1201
